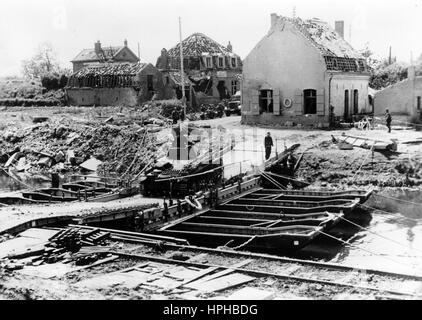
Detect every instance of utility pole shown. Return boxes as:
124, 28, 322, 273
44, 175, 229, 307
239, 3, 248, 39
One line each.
137, 42, 140, 61
179, 17, 186, 117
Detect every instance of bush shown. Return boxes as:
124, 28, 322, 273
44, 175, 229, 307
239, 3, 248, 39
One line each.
0, 97, 62, 107
41, 73, 69, 91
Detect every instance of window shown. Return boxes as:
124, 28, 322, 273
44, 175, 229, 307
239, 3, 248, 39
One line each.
206, 57, 212, 68
259, 90, 273, 113
147, 75, 154, 91
231, 57, 237, 68
218, 57, 224, 68
303, 89, 317, 114
231, 80, 239, 95
417, 96, 421, 110
166, 76, 170, 85
353, 89, 359, 114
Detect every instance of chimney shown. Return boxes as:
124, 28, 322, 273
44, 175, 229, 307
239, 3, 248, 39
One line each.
124, 39, 128, 47
159, 48, 169, 69
95, 40, 101, 54
227, 41, 232, 53
270, 13, 278, 29
335, 21, 344, 39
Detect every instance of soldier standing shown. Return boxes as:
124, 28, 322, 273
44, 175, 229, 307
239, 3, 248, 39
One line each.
264, 132, 274, 160
385, 109, 392, 133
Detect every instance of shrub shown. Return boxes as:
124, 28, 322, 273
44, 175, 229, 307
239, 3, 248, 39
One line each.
41, 73, 69, 91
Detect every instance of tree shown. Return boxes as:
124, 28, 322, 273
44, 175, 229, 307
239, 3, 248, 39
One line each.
415, 53, 422, 75
360, 43, 408, 90
21, 43, 62, 79
370, 61, 408, 90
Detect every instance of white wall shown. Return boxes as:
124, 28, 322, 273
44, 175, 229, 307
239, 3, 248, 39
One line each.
374, 77, 422, 117
330, 75, 370, 117
242, 20, 326, 117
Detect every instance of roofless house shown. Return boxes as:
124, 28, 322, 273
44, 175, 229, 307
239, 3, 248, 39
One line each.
156, 33, 242, 106
66, 62, 164, 106
241, 14, 370, 127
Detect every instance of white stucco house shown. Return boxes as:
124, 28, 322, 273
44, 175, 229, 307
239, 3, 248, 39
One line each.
374, 66, 422, 120
241, 14, 370, 127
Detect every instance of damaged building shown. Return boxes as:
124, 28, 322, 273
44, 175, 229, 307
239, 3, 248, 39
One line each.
66, 62, 164, 106
156, 33, 242, 105
71, 39, 140, 72
241, 14, 370, 127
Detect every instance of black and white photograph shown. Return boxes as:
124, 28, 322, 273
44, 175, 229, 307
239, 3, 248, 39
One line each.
0, 0, 422, 306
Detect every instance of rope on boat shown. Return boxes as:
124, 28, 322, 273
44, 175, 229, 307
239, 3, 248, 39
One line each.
122, 130, 149, 178
231, 235, 257, 251
335, 214, 422, 255
372, 193, 422, 206
1, 168, 32, 189
358, 203, 420, 222
259, 170, 286, 190
317, 230, 419, 273
349, 143, 375, 183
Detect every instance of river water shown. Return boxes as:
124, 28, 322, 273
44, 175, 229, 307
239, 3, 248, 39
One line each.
0, 170, 51, 193
295, 189, 422, 276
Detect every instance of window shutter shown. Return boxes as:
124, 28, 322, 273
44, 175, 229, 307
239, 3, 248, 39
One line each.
251, 89, 260, 115
317, 88, 325, 115
293, 89, 303, 115
273, 89, 280, 115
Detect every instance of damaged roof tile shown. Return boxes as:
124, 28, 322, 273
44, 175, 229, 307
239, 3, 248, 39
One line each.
72, 62, 147, 77
167, 33, 237, 57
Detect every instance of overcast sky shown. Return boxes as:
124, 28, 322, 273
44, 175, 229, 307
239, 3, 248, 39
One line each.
0, 0, 421, 77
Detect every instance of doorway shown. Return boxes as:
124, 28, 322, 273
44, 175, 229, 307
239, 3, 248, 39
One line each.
353, 89, 359, 114
344, 90, 349, 120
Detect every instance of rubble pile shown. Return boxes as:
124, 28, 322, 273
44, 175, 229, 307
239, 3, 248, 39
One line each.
0, 117, 160, 177
296, 141, 422, 188
140, 99, 227, 122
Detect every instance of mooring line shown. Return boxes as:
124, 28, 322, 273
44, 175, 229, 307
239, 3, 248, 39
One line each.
349, 143, 375, 183
335, 214, 422, 255
358, 203, 420, 222
259, 170, 286, 190
373, 193, 422, 206
1, 168, 32, 189
317, 230, 420, 274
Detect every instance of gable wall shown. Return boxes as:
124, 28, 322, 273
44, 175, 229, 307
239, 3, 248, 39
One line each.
241, 22, 328, 126
374, 78, 422, 118
113, 47, 139, 62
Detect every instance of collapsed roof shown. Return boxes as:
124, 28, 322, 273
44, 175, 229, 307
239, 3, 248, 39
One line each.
167, 33, 237, 57
71, 63, 147, 77
166, 71, 194, 86
273, 15, 367, 72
